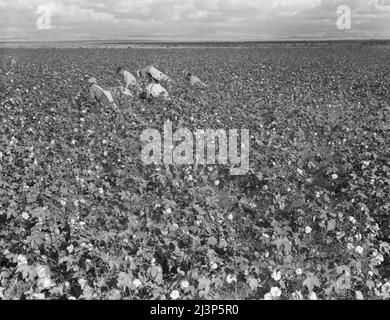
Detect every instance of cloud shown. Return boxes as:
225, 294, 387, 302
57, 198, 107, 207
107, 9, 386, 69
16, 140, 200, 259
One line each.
0, 0, 388, 41
191, 0, 322, 17
54, 3, 118, 23
115, 0, 153, 15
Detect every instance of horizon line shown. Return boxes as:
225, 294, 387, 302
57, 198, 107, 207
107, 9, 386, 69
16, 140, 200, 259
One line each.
1, 38, 389, 44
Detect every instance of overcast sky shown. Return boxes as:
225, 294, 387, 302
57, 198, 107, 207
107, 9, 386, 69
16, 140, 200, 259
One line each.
0, 0, 389, 41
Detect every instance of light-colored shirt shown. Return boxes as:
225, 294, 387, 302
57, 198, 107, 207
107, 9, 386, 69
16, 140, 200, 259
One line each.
123, 71, 138, 88
141, 65, 171, 82
146, 83, 169, 99
89, 84, 114, 105
189, 75, 207, 87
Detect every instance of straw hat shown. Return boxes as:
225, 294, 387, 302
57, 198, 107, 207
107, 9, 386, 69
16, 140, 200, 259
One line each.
88, 77, 97, 84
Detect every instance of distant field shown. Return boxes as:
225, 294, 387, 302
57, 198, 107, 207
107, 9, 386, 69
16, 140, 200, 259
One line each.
1, 39, 390, 49
0, 45, 390, 300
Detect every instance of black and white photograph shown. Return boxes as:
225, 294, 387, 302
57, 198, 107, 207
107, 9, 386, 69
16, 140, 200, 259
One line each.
0, 0, 389, 310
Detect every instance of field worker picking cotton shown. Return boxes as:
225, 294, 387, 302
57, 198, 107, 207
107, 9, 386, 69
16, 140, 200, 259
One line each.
9, 56, 16, 67
136, 65, 172, 83
139, 79, 171, 101
186, 72, 208, 87
116, 67, 142, 94
88, 77, 118, 110
5, 56, 17, 73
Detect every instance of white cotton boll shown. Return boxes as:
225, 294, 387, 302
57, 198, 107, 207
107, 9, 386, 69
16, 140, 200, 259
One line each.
308, 292, 318, 300
271, 270, 281, 281
133, 279, 142, 288
226, 274, 237, 284
180, 280, 189, 289
270, 287, 282, 298
355, 291, 364, 300
21, 212, 30, 220
355, 246, 364, 255
170, 290, 180, 300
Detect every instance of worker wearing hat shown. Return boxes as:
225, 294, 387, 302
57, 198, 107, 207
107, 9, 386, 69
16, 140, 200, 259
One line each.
136, 65, 172, 83
185, 72, 207, 87
9, 56, 16, 67
144, 81, 170, 101
116, 67, 142, 91
88, 77, 117, 109
137, 73, 171, 101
